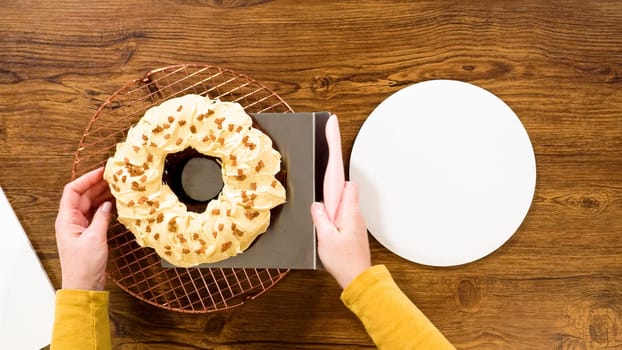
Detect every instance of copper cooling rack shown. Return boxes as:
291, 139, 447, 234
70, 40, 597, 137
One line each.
72, 64, 292, 313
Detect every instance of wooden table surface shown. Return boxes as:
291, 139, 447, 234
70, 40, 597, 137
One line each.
2, 1, 622, 349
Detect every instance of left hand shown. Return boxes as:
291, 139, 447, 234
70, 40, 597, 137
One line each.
55, 167, 113, 291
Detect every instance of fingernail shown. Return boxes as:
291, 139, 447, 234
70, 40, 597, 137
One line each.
101, 201, 112, 213
311, 202, 322, 214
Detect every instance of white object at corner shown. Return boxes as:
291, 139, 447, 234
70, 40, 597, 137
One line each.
350, 80, 536, 267
0, 187, 55, 349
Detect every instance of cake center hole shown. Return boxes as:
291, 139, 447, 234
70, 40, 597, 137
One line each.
181, 157, 224, 201
163, 149, 223, 213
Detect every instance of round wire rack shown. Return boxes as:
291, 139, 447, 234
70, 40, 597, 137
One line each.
72, 64, 292, 313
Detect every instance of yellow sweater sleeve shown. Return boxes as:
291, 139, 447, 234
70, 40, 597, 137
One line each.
50, 289, 111, 350
341, 265, 455, 350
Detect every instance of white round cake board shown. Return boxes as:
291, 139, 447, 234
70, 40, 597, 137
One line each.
350, 80, 536, 267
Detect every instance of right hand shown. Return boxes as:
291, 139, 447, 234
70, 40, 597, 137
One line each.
311, 181, 371, 289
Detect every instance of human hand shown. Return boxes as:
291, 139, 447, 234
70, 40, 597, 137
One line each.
311, 181, 371, 289
55, 167, 113, 291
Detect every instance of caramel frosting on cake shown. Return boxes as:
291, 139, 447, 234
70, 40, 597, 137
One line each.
104, 94, 286, 267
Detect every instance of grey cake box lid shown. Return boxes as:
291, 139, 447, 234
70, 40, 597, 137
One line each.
162, 112, 331, 270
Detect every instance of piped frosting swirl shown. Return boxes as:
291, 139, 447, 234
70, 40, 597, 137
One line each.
104, 94, 286, 267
